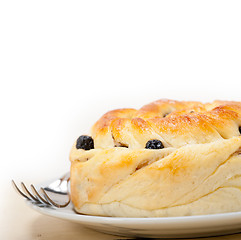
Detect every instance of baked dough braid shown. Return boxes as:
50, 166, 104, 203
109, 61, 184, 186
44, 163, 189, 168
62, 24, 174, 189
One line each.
70, 99, 241, 217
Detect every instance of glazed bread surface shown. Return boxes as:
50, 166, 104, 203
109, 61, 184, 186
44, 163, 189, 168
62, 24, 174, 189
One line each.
70, 99, 241, 217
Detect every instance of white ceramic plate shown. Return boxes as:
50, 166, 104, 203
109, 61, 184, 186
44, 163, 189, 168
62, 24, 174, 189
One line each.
26, 179, 241, 239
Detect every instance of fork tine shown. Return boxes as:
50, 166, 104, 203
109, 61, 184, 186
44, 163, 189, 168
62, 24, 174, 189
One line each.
20, 182, 39, 202
13, 175, 70, 208
41, 188, 70, 208
12, 180, 31, 201
30, 185, 51, 205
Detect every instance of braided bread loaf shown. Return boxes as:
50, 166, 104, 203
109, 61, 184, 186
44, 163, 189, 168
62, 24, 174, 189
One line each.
70, 99, 241, 217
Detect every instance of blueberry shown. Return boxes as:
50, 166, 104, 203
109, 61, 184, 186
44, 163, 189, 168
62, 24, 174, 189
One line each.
145, 139, 164, 149
76, 135, 94, 150
239, 126, 241, 135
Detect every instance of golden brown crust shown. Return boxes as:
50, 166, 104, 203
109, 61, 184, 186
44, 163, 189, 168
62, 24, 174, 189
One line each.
70, 99, 241, 217
90, 99, 241, 149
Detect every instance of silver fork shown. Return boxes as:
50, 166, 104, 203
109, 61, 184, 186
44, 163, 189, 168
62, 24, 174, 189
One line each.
12, 172, 70, 208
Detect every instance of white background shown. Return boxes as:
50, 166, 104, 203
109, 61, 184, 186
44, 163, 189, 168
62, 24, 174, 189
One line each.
0, 0, 241, 236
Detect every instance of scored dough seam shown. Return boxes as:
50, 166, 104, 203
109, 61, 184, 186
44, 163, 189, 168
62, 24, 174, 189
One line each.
100, 150, 175, 197
81, 185, 241, 213
170, 151, 236, 206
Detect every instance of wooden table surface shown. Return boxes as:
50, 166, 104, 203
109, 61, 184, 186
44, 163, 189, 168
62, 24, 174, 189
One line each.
2, 181, 241, 240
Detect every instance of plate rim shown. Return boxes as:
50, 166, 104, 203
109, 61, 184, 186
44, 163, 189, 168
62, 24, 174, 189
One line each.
26, 178, 241, 225
25, 178, 241, 237
27, 200, 241, 226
